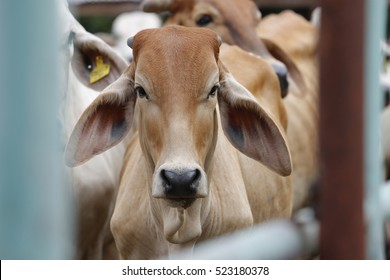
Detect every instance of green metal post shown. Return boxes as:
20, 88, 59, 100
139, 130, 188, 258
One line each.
364, 0, 387, 260
0, 0, 73, 259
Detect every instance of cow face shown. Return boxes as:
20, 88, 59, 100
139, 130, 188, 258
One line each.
130, 27, 221, 208
65, 26, 291, 209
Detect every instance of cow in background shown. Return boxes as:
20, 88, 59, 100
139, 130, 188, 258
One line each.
111, 11, 162, 62
141, 0, 291, 99
257, 11, 319, 210
382, 41, 390, 179
58, 0, 128, 259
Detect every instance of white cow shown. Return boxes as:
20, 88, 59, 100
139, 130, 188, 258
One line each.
382, 41, 390, 180
58, 0, 128, 259
112, 11, 162, 62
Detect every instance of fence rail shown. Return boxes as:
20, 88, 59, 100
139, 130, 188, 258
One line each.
170, 183, 390, 260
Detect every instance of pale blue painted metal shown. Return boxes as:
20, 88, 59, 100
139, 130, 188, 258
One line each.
382, 182, 390, 220
364, 0, 387, 260
170, 182, 390, 260
170, 208, 319, 260
0, 0, 73, 259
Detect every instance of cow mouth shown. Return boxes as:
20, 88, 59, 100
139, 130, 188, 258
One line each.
165, 198, 196, 209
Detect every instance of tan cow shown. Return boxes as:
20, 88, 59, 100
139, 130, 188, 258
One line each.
257, 11, 319, 210
141, 0, 319, 211
66, 26, 292, 259
141, 0, 291, 98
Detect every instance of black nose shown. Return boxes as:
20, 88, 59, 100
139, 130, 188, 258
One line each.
161, 169, 201, 197
385, 89, 389, 107
272, 63, 289, 98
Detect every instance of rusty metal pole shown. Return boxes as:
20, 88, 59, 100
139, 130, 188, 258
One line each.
319, 0, 365, 259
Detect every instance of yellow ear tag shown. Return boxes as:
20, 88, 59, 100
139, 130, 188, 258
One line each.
89, 56, 110, 84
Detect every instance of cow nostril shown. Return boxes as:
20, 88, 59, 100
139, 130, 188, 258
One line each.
161, 169, 201, 196
272, 63, 289, 98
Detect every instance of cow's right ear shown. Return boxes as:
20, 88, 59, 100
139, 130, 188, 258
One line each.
65, 75, 136, 167
217, 62, 292, 176
261, 37, 307, 95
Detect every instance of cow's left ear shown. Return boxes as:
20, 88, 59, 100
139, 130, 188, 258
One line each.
65, 74, 136, 167
217, 63, 292, 176
71, 32, 128, 91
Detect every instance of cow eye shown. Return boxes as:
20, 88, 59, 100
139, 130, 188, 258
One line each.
196, 14, 213, 26
135, 86, 149, 99
82, 53, 94, 72
208, 85, 219, 98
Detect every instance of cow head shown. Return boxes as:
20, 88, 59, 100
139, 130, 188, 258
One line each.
58, 0, 128, 140
65, 26, 291, 243
141, 0, 291, 98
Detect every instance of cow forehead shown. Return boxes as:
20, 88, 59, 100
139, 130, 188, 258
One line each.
132, 26, 220, 91
132, 26, 220, 62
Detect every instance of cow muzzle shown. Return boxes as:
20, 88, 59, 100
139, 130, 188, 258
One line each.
152, 164, 208, 209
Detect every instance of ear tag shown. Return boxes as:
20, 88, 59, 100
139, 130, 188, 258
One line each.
89, 56, 110, 84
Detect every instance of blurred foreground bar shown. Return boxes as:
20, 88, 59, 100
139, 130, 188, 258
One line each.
0, 1, 73, 259
319, 0, 365, 259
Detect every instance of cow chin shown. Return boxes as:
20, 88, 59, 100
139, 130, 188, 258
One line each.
165, 198, 197, 209
151, 163, 209, 210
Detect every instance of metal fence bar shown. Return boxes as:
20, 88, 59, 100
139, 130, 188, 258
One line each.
319, 0, 366, 259
170, 208, 319, 260
382, 182, 390, 220
170, 184, 390, 260
0, 1, 73, 259
364, 0, 388, 260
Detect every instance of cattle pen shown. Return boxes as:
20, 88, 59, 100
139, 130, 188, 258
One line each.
0, 0, 390, 263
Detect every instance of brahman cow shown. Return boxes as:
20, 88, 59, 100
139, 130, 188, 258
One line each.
257, 11, 319, 210
141, 0, 290, 98
59, 0, 128, 259
65, 26, 292, 259
141, 0, 319, 211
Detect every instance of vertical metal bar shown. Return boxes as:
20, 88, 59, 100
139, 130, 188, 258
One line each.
0, 1, 73, 259
319, 0, 365, 259
364, 0, 387, 260
382, 182, 390, 221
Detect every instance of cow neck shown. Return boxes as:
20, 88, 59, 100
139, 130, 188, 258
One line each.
162, 199, 203, 244
64, 69, 100, 140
